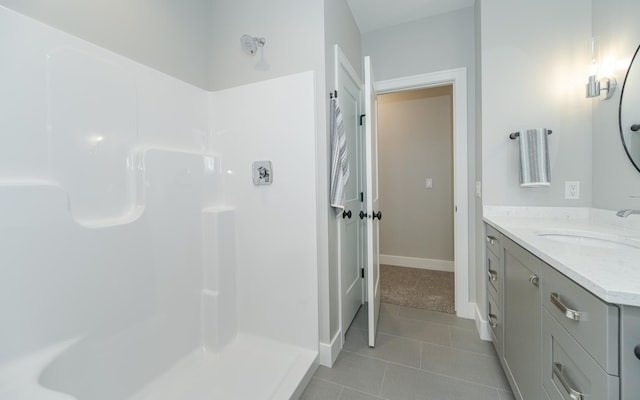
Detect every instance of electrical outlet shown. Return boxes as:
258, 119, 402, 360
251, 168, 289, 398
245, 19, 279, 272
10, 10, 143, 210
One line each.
565, 181, 580, 199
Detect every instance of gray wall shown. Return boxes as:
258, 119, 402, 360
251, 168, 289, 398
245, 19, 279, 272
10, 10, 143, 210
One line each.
378, 87, 454, 262
363, 6, 477, 302
0, 0, 213, 89
591, 0, 640, 209
323, 0, 362, 348
480, 0, 592, 207
477, 0, 592, 326
208, 0, 325, 91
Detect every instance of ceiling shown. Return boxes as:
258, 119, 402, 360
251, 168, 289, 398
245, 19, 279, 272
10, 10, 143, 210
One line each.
346, 0, 475, 33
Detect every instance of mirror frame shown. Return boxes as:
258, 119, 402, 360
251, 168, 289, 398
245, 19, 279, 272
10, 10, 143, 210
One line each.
619, 44, 640, 173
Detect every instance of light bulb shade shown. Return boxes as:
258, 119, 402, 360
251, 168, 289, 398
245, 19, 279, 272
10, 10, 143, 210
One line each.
586, 75, 601, 98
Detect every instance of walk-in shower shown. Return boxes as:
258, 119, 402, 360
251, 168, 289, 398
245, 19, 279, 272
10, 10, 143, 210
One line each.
0, 7, 318, 399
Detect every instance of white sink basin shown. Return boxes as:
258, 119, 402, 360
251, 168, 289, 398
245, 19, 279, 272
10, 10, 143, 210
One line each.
537, 229, 640, 250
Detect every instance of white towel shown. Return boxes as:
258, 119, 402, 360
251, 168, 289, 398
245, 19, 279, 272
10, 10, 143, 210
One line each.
518, 128, 551, 187
330, 97, 350, 214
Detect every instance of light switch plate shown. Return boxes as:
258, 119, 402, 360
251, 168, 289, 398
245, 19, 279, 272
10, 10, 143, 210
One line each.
426, 178, 433, 189
252, 161, 272, 185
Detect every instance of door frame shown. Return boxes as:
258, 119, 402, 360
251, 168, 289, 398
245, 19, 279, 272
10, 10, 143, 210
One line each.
376, 68, 474, 319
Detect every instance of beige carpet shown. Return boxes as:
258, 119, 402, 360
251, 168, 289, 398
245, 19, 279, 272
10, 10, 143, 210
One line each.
380, 264, 455, 314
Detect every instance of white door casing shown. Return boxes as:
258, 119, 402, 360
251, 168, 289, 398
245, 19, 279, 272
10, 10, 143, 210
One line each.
376, 69, 473, 319
335, 45, 364, 342
364, 56, 381, 347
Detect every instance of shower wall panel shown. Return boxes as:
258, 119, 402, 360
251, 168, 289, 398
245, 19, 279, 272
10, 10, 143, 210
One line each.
0, 8, 218, 399
210, 71, 319, 351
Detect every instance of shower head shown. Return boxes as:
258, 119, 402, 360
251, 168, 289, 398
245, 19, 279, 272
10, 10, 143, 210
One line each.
241, 34, 266, 55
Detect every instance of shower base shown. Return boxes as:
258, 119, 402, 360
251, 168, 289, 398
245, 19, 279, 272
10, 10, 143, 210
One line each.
129, 333, 317, 400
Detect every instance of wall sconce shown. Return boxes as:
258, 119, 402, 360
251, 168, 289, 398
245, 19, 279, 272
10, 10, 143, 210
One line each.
586, 38, 616, 100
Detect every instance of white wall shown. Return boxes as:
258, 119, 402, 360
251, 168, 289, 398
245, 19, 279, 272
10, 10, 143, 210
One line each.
362, 6, 477, 303
591, 0, 640, 209
0, 0, 213, 89
480, 0, 593, 207
323, 0, 362, 355
378, 87, 454, 262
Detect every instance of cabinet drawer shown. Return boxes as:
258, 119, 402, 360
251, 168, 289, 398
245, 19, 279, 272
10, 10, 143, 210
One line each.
488, 295, 503, 358
487, 249, 502, 304
543, 310, 619, 400
542, 263, 619, 375
486, 224, 501, 258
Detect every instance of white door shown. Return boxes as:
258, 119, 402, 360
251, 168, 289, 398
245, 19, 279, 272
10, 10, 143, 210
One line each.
364, 56, 381, 347
336, 46, 364, 336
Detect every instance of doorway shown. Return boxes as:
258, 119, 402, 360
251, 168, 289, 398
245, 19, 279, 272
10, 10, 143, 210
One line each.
377, 85, 455, 314
376, 69, 473, 319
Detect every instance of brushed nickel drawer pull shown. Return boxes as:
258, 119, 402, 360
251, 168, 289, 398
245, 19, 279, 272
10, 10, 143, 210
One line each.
488, 313, 498, 328
486, 236, 498, 245
553, 362, 584, 400
550, 292, 581, 321
487, 269, 498, 282
529, 274, 539, 287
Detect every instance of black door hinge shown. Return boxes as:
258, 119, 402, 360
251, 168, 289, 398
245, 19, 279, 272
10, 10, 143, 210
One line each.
359, 114, 366, 126
361, 268, 365, 278
360, 192, 364, 202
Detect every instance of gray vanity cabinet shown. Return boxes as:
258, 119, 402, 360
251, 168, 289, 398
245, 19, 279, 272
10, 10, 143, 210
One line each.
486, 221, 639, 400
502, 237, 542, 400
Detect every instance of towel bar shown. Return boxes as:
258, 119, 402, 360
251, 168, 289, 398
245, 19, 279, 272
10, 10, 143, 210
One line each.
509, 129, 552, 140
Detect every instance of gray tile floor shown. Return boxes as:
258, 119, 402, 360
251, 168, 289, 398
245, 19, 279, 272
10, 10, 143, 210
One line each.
301, 303, 515, 400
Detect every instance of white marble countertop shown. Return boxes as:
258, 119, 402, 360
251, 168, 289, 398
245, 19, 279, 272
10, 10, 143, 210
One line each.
484, 207, 640, 307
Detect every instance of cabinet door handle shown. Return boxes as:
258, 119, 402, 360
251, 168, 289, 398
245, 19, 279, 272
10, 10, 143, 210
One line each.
486, 236, 498, 245
552, 362, 584, 400
550, 292, 581, 321
487, 269, 498, 282
529, 274, 539, 287
488, 313, 498, 328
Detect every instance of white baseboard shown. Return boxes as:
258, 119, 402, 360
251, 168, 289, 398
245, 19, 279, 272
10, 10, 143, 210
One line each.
319, 329, 342, 367
380, 255, 454, 272
475, 303, 492, 341
456, 300, 476, 320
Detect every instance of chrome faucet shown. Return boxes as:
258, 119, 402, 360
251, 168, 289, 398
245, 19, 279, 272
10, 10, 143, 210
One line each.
616, 209, 640, 218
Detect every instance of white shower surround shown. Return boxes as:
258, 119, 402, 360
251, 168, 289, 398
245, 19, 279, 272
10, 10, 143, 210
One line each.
0, 7, 318, 400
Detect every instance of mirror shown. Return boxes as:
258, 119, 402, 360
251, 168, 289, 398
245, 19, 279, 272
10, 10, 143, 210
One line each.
620, 44, 640, 173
